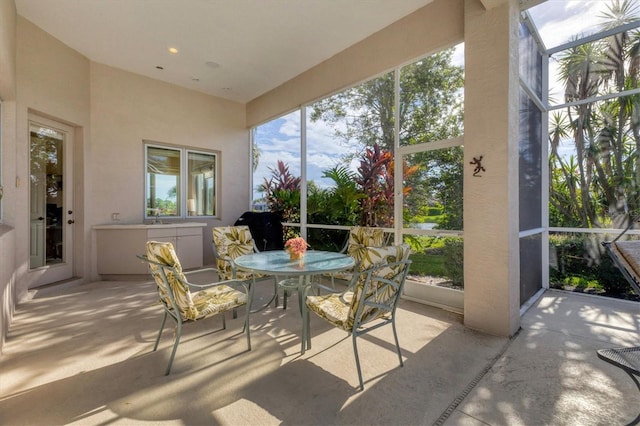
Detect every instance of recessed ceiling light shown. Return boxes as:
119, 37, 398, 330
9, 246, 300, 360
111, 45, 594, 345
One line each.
156, 66, 164, 70
168, 47, 179, 54
191, 77, 200, 82
205, 61, 220, 69
221, 87, 232, 91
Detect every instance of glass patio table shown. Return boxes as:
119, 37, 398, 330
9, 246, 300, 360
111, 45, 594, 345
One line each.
234, 250, 355, 313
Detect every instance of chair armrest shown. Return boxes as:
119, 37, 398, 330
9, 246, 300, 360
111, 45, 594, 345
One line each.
339, 238, 349, 254
213, 254, 242, 278
311, 282, 342, 294
182, 266, 223, 281
183, 267, 221, 276
186, 278, 250, 293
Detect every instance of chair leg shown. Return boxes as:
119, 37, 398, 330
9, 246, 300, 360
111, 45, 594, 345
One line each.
244, 304, 252, 351
283, 288, 288, 310
222, 313, 226, 329
245, 282, 253, 350
165, 320, 182, 375
273, 277, 279, 308
301, 301, 311, 354
352, 333, 364, 391
153, 311, 168, 352
392, 318, 404, 367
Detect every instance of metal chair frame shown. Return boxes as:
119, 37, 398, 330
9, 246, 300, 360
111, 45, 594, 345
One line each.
138, 254, 252, 375
303, 259, 411, 390
212, 226, 281, 311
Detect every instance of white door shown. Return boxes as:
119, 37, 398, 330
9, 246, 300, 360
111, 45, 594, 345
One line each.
29, 117, 74, 285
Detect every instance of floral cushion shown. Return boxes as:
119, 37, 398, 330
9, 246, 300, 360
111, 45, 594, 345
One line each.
212, 226, 257, 280
346, 226, 385, 260
192, 285, 247, 318
307, 244, 411, 330
146, 241, 247, 321
330, 226, 386, 281
146, 241, 199, 321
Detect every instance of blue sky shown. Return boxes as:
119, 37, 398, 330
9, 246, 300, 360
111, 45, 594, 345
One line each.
253, 44, 465, 201
253, 109, 356, 199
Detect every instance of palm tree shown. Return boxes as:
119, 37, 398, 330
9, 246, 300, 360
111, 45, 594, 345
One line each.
551, 0, 640, 228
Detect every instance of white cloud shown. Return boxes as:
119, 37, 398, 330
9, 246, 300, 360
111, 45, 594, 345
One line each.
278, 111, 301, 137
529, 0, 633, 50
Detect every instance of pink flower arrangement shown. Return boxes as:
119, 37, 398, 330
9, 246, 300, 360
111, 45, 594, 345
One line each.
285, 237, 309, 256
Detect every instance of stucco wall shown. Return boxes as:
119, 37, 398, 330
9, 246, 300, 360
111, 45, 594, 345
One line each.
1, 0, 523, 342
0, 0, 16, 101
1, 7, 249, 347
0, 0, 17, 355
246, 0, 464, 127
463, 0, 520, 336
15, 16, 91, 294
244, 0, 522, 336
88, 63, 248, 278
15, 17, 249, 284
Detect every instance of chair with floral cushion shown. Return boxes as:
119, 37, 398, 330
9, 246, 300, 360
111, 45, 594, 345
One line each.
212, 225, 260, 281
138, 240, 252, 375
327, 226, 393, 287
212, 225, 280, 309
302, 244, 411, 390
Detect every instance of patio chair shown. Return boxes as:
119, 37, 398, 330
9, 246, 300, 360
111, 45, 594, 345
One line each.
138, 240, 252, 375
212, 225, 261, 281
600, 215, 640, 295
597, 347, 640, 425
327, 226, 392, 286
213, 225, 280, 309
303, 244, 412, 390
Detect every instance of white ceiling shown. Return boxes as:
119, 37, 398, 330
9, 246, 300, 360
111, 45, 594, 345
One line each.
15, 0, 434, 103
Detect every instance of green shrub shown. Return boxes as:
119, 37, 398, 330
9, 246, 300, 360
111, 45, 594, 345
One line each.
597, 256, 628, 295
442, 237, 464, 287
549, 233, 633, 296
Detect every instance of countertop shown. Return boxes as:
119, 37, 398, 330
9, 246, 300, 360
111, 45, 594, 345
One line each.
93, 222, 207, 230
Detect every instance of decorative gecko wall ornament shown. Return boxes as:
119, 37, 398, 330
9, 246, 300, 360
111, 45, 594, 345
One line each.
470, 156, 485, 177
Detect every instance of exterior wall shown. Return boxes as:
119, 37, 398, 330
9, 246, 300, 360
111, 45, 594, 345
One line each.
0, 0, 16, 101
0, 9, 249, 347
88, 63, 247, 279
246, 0, 522, 336
463, 0, 520, 336
0, 0, 17, 354
247, 0, 464, 127
15, 16, 91, 296
0, 0, 523, 342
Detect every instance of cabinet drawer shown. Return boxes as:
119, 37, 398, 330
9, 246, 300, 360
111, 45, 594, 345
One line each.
177, 227, 203, 237
148, 228, 177, 238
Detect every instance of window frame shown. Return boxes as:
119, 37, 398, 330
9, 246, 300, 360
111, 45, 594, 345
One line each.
250, 42, 465, 241
144, 141, 220, 220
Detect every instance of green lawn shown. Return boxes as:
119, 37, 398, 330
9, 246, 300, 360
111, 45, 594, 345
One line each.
409, 252, 446, 277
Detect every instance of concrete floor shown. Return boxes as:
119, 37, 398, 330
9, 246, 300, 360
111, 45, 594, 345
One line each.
1, 277, 639, 425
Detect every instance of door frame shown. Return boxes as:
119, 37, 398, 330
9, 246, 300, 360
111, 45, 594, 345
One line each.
28, 115, 75, 286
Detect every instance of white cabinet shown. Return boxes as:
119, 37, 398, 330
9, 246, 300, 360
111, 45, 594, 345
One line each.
95, 223, 206, 277
147, 226, 203, 270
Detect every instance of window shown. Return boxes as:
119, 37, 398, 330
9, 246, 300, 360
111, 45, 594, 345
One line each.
251, 44, 465, 291
523, 0, 640, 301
145, 142, 218, 219
251, 111, 301, 242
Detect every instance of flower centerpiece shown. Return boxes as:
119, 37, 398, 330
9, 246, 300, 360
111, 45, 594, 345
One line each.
285, 237, 309, 260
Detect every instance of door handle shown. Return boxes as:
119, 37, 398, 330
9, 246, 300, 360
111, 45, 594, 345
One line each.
67, 220, 75, 224
37, 217, 45, 221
